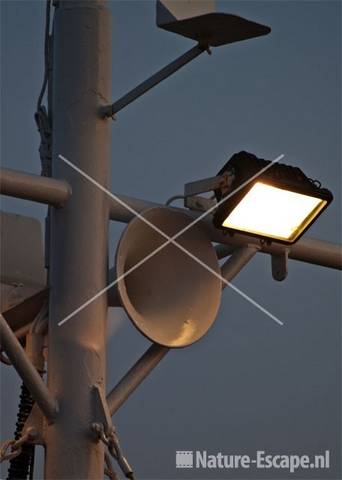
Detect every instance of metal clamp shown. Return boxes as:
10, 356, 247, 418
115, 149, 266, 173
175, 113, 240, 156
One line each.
0, 427, 37, 463
92, 423, 135, 480
183, 171, 234, 212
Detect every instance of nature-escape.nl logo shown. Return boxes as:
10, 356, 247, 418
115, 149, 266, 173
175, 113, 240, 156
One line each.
175, 450, 330, 474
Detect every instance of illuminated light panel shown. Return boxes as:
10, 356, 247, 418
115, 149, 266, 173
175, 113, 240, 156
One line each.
222, 182, 327, 242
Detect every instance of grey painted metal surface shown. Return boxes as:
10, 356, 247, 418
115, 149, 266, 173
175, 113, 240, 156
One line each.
108, 195, 342, 270
0, 314, 57, 423
45, 1, 111, 478
107, 343, 169, 416
0, 167, 71, 207
102, 44, 204, 117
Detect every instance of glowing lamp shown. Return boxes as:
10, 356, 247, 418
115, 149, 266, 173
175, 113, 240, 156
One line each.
213, 152, 333, 244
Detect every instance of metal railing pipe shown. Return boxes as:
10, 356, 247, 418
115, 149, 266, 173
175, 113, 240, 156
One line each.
107, 343, 169, 416
216, 237, 342, 271
0, 167, 71, 207
108, 194, 342, 270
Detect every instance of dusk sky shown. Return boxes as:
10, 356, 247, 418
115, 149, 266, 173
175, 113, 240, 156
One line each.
1, 1, 341, 478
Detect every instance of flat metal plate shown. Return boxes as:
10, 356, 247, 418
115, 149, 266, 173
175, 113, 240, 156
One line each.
157, 0, 215, 24
158, 12, 271, 47
1, 211, 47, 331
1, 211, 46, 286
2, 288, 48, 333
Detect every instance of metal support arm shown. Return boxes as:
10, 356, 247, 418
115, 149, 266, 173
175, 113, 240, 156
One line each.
108, 194, 342, 270
0, 167, 71, 207
107, 343, 169, 416
0, 314, 58, 423
101, 44, 206, 117
221, 246, 259, 287
106, 247, 258, 416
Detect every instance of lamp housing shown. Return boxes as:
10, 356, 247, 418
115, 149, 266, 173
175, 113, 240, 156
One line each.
213, 152, 333, 245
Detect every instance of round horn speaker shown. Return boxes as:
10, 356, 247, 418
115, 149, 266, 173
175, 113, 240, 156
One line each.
115, 207, 221, 348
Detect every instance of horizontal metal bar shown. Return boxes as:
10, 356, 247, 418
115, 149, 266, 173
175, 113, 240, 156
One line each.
101, 44, 205, 117
0, 168, 72, 207
216, 238, 342, 270
0, 314, 58, 423
280, 238, 342, 270
221, 246, 259, 287
108, 194, 342, 270
108, 193, 161, 221
107, 343, 169, 416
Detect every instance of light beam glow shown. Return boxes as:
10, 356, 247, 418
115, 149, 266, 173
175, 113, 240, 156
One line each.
222, 181, 327, 242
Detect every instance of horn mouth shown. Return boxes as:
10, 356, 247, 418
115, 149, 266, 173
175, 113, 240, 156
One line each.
115, 207, 221, 348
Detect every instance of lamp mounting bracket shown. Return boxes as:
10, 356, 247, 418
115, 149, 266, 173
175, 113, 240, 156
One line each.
184, 171, 234, 212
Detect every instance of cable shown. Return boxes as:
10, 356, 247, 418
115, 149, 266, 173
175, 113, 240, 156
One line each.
6, 303, 47, 478
35, 0, 52, 177
165, 195, 185, 206
8, 5, 53, 476
37, 0, 51, 110
6, 384, 35, 480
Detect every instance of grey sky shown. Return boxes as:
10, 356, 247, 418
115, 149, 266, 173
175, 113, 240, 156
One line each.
1, 1, 341, 479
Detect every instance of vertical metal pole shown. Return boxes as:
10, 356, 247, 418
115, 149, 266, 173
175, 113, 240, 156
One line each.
45, 1, 111, 478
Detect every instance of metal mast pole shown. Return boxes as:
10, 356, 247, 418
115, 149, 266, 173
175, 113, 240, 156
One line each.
45, 1, 111, 478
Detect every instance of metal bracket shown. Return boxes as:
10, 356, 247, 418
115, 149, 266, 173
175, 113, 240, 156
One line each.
184, 172, 231, 197
271, 249, 289, 281
184, 172, 234, 212
101, 44, 205, 118
92, 385, 113, 436
22, 404, 46, 446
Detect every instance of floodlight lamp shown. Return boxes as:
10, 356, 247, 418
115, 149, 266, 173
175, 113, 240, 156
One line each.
213, 152, 333, 244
